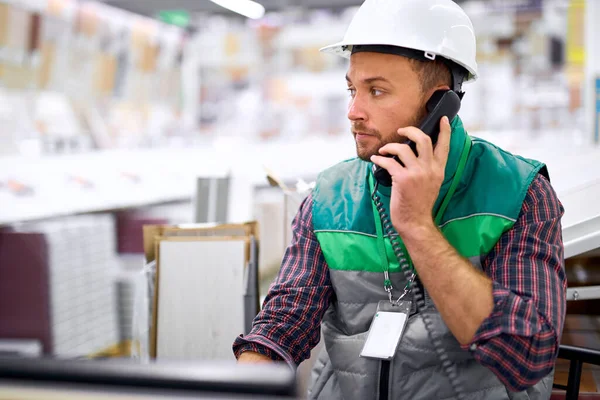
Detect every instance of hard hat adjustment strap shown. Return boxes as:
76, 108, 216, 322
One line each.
446, 61, 467, 99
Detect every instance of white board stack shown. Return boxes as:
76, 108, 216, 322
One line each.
142, 222, 260, 362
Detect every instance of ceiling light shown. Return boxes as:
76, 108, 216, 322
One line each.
209, 0, 265, 19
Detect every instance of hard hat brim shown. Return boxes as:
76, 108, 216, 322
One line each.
319, 41, 478, 82
319, 42, 352, 58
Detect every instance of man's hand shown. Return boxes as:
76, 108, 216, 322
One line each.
370, 116, 451, 236
237, 351, 274, 363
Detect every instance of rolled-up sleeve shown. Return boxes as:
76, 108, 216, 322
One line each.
464, 174, 567, 392
232, 193, 334, 366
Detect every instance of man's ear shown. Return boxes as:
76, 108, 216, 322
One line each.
417, 84, 451, 126
423, 84, 451, 103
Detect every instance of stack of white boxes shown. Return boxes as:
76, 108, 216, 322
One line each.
14, 214, 120, 357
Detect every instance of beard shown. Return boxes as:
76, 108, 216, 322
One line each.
353, 108, 427, 162
353, 126, 399, 161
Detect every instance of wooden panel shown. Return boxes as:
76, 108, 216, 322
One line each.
554, 314, 600, 395
142, 222, 257, 263
561, 315, 600, 348
553, 360, 599, 393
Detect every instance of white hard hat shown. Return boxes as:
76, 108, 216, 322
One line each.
320, 0, 478, 85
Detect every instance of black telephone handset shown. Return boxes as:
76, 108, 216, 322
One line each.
372, 89, 462, 187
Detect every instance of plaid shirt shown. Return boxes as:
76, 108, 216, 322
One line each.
233, 174, 566, 392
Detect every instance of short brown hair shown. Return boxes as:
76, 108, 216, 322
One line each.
409, 59, 452, 94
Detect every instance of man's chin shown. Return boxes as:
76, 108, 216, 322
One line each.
356, 147, 378, 162
355, 138, 383, 161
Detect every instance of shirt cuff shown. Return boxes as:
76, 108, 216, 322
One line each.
233, 333, 295, 366
461, 281, 544, 352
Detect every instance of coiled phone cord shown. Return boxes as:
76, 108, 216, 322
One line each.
371, 182, 466, 400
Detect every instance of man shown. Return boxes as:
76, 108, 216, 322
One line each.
233, 0, 567, 399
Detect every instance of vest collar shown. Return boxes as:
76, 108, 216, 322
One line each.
443, 116, 468, 188
368, 116, 469, 215
435, 116, 468, 217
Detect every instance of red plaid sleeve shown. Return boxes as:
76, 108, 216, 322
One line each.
465, 174, 567, 391
232, 193, 334, 366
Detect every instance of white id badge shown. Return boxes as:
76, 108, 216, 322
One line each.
360, 300, 411, 360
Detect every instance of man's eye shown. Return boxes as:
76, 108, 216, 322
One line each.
347, 88, 356, 97
371, 88, 383, 96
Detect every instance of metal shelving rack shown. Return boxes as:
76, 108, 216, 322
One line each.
562, 176, 600, 301
554, 175, 600, 398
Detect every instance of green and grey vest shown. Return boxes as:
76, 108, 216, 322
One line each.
307, 117, 554, 400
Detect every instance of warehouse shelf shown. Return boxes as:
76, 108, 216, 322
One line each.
2, 135, 600, 227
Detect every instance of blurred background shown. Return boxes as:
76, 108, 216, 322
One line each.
1, 0, 600, 397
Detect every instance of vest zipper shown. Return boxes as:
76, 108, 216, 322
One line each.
379, 360, 390, 400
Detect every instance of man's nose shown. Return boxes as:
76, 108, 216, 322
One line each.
347, 95, 368, 122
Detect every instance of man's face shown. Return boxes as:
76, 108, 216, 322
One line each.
346, 52, 425, 161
